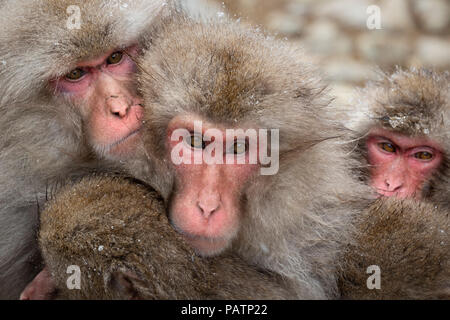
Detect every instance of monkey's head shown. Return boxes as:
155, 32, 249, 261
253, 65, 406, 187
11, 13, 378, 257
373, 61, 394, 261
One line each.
0, 0, 168, 160
138, 16, 343, 256
353, 69, 449, 203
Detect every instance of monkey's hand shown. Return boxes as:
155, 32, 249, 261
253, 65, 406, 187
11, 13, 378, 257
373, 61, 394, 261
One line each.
19, 267, 56, 300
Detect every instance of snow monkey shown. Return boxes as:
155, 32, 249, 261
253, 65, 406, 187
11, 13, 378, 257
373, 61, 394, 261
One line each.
0, 0, 171, 299
352, 69, 449, 204
127, 12, 372, 299
338, 69, 450, 299
38, 176, 295, 300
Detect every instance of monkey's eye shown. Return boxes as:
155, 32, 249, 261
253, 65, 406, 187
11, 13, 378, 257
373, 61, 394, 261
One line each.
414, 151, 433, 161
378, 142, 396, 153
65, 68, 86, 81
231, 140, 248, 154
186, 134, 205, 149
107, 51, 124, 65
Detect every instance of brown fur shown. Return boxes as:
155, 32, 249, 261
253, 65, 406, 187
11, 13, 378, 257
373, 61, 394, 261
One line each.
339, 198, 450, 299
40, 176, 294, 300
0, 0, 168, 299
124, 12, 373, 299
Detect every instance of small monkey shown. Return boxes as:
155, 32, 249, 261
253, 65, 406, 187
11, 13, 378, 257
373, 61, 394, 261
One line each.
39, 176, 294, 299
338, 68, 450, 299
351, 68, 449, 203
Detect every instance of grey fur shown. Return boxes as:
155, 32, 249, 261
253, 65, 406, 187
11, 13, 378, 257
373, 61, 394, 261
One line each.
0, 0, 167, 299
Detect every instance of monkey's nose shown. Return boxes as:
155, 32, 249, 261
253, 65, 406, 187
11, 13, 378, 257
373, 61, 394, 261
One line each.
106, 95, 130, 118
197, 194, 221, 219
385, 179, 403, 192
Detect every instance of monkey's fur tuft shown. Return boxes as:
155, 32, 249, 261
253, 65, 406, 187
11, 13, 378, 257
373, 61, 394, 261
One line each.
352, 68, 450, 206
132, 12, 372, 299
39, 176, 294, 300
339, 197, 450, 300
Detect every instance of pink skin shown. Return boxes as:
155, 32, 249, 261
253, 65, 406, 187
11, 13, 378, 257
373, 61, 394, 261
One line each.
367, 128, 442, 198
21, 47, 144, 300
19, 267, 55, 300
167, 116, 259, 256
52, 46, 144, 158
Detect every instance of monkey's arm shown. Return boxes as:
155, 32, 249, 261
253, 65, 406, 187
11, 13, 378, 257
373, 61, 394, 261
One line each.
39, 176, 294, 300
339, 198, 450, 299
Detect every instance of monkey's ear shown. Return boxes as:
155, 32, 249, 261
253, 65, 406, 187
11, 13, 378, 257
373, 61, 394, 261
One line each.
109, 271, 147, 300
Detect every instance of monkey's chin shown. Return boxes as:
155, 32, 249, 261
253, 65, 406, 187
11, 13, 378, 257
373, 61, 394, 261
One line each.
185, 236, 230, 257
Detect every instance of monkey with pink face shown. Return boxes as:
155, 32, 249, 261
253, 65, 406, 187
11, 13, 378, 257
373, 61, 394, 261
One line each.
0, 0, 171, 299
354, 69, 449, 203
339, 69, 450, 299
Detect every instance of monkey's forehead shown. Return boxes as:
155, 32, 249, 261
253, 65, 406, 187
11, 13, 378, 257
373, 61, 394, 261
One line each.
139, 17, 333, 125
355, 68, 449, 139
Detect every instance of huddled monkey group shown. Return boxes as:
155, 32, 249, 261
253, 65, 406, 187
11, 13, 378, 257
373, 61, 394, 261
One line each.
0, 0, 448, 300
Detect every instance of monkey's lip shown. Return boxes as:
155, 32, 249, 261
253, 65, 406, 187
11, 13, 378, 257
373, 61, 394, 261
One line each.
376, 189, 400, 197
109, 127, 142, 148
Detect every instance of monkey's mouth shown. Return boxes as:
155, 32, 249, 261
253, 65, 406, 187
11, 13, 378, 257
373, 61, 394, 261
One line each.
376, 189, 397, 196
173, 226, 230, 256
376, 189, 412, 198
110, 127, 142, 148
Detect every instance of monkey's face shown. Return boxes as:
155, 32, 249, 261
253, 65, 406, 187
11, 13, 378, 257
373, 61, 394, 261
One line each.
367, 128, 443, 198
165, 115, 260, 257
51, 46, 144, 159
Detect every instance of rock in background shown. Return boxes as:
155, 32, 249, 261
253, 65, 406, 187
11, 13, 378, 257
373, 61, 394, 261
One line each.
204, 0, 449, 106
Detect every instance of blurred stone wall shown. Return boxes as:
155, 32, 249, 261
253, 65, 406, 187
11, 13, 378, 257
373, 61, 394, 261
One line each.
205, 0, 449, 104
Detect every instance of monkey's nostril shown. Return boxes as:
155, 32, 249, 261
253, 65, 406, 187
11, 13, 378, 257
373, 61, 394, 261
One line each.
197, 201, 219, 219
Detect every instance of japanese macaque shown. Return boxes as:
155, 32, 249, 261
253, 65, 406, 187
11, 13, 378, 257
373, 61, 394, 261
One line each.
39, 176, 294, 300
338, 69, 450, 299
351, 69, 449, 204
121, 12, 372, 299
0, 0, 169, 299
